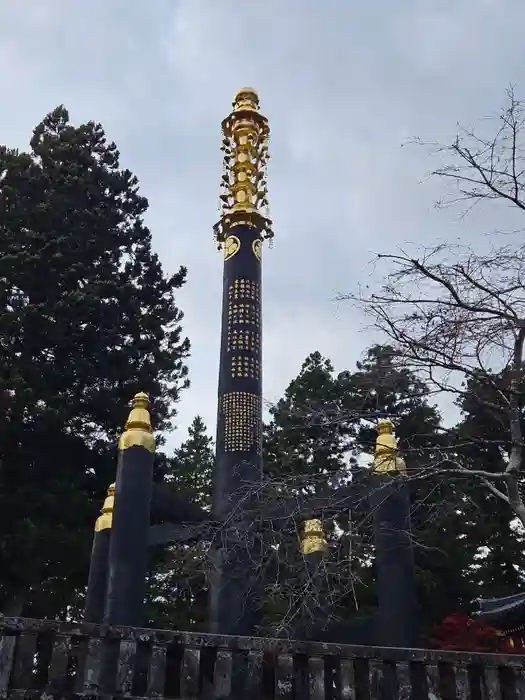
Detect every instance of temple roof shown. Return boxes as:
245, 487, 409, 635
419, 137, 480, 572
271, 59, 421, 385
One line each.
474, 592, 525, 631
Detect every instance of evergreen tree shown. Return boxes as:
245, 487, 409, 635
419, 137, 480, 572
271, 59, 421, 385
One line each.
453, 373, 525, 598
346, 346, 524, 630
345, 345, 442, 455
264, 351, 354, 486
167, 416, 213, 509
146, 417, 214, 630
0, 106, 190, 616
261, 351, 373, 636
262, 345, 472, 636
339, 345, 472, 633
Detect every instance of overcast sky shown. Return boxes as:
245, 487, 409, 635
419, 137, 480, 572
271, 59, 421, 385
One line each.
1, 0, 522, 450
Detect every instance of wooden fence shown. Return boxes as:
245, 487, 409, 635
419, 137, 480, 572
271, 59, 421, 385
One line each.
0, 616, 524, 699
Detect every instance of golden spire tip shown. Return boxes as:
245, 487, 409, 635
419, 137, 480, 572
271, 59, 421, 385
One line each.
373, 419, 406, 475
95, 482, 115, 531
125, 392, 152, 431
233, 87, 260, 110
118, 391, 155, 453
235, 86, 258, 98
214, 87, 273, 246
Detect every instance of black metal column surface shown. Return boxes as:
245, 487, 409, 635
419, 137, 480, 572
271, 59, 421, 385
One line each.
84, 483, 114, 624
105, 444, 154, 626
371, 474, 418, 648
84, 528, 111, 623
211, 222, 264, 635
214, 222, 263, 513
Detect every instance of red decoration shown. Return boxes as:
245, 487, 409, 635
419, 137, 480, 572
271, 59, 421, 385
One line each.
429, 613, 502, 653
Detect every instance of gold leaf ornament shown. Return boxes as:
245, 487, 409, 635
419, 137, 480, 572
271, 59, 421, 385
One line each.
252, 238, 262, 262
224, 235, 241, 260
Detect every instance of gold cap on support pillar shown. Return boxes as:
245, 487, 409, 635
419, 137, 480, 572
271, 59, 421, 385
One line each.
213, 87, 273, 246
95, 483, 115, 532
300, 519, 328, 555
118, 391, 155, 453
372, 419, 406, 475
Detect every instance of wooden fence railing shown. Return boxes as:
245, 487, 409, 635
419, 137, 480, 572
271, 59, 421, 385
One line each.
0, 616, 524, 699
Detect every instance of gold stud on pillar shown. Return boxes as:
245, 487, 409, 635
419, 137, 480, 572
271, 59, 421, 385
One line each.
105, 392, 155, 626
84, 483, 115, 623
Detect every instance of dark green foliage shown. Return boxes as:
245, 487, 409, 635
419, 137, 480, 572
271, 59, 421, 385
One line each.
168, 416, 213, 509
452, 373, 525, 598
261, 352, 358, 634
259, 347, 525, 637
146, 541, 210, 632
347, 345, 442, 456
0, 106, 189, 616
146, 417, 214, 630
1, 107, 522, 637
264, 351, 355, 486
261, 345, 484, 637
346, 348, 525, 631
341, 345, 465, 633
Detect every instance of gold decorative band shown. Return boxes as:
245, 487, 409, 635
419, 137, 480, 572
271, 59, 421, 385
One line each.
118, 430, 155, 452
95, 512, 112, 531
373, 418, 406, 475
224, 235, 241, 261
95, 483, 115, 531
118, 392, 155, 453
300, 519, 328, 555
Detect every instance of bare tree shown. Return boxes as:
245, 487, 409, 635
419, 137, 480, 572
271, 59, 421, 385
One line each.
147, 352, 475, 637
344, 88, 525, 527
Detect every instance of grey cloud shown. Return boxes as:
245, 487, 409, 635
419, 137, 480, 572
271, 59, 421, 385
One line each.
0, 0, 523, 448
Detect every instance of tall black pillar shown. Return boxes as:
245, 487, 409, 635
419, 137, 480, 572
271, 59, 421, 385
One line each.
105, 392, 154, 626
371, 420, 417, 648
84, 483, 114, 623
210, 88, 273, 635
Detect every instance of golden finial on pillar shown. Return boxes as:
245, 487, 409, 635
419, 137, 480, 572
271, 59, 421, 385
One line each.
95, 483, 115, 532
373, 419, 406, 475
118, 391, 155, 453
300, 518, 328, 555
213, 87, 273, 247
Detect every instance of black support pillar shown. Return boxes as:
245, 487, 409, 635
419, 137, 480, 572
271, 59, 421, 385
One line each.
371, 420, 417, 648
84, 483, 114, 623
211, 222, 264, 635
105, 392, 154, 627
